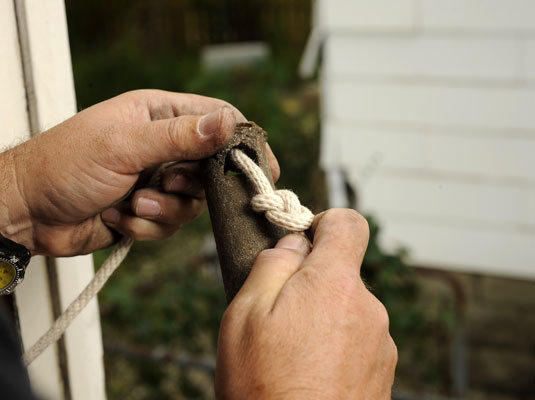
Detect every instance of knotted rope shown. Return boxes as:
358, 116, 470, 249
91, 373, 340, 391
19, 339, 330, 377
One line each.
22, 149, 312, 366
230, 149, 314, 232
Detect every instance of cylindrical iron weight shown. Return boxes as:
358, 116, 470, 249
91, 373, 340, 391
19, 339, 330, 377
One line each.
201, 122, 285, 303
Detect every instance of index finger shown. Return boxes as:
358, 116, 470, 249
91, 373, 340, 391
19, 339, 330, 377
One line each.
304, 208, 370, 275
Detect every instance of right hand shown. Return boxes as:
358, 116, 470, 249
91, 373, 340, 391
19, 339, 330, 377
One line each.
215, 209, 397, 400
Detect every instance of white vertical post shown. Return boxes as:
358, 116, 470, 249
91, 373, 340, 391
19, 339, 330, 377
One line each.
0, 2, 64, 398
1, 0, 107, 398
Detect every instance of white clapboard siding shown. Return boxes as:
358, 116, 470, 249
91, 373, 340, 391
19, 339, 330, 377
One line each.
317, 0, 417, 32
1, 0, 106, 399
327, 123, 535, 183
354, 174, 528, 230
317, 0, 535, 34
317, 0, 535, 279
325, 80, 535, 132
425, 134, 535, 184
525, 39, 535, 81
376, 215, 535, 279
325, 35, 519, 81
528, 188, 535, 227
422, 0, 535, 33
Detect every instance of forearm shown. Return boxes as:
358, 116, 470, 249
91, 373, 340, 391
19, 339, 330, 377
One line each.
0, 148, 33, 250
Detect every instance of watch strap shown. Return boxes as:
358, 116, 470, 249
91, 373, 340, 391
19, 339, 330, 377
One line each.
0, 235, 31, 266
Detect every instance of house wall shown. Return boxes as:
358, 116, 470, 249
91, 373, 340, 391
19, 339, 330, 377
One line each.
319, 0, 535, 279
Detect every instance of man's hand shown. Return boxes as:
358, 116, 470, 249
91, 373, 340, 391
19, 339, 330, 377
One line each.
0, 90, 279, 256
216, 209, 397, 400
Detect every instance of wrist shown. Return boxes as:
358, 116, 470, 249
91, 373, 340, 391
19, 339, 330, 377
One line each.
0, 149, 34, 251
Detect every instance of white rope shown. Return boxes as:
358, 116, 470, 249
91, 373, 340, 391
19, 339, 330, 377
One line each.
22, 148, 312, 366
22, 237, 133, 366
231, 149, 314, 232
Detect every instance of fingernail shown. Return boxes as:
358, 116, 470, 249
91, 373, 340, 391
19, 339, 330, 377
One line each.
102, 207, 120, 224
168, 173, 192, 192
135, 198, 161, 217
198, 108, 222, 137
275, 234, 309, 253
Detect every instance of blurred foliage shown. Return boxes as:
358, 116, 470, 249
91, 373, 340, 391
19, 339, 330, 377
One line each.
95, 214, 224, 399
66, 1, 456, 398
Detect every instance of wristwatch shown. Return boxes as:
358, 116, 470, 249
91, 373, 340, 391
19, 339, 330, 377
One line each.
0, 235, 31, 295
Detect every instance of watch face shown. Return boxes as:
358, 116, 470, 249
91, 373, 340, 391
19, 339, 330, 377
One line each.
0, 260, 16, 290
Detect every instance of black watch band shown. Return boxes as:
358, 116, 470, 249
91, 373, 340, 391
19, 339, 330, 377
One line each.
0, 235, 31, 295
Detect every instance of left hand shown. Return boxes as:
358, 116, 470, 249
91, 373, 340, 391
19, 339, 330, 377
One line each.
0, 90, 279, 256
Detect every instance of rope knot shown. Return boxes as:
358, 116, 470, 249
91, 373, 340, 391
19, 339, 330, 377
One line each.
252, 190, 314, 232
230, 149, 314, 232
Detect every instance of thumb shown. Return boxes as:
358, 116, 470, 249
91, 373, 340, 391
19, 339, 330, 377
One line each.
234, 234, 311, 307
112, 106, 236, 172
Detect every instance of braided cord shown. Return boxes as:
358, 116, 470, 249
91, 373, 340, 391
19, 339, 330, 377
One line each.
230, 149, 314, 232
22, 237, 133, 366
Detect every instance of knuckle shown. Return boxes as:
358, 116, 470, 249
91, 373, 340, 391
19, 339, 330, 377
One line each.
114, 90, 136, 101
322, 209, 370, 241
215, 100, 244, 122
389, 337, 399, 366
222, 296, 251, 329
219, 308, 238, 335
346, 209, 370, 238
219, 99, 234, 109
373, 299, 391, 332
220, 306, 236, 328
122, 88, 158, 99
114, 89, 147, 106
218, 99, 237, 113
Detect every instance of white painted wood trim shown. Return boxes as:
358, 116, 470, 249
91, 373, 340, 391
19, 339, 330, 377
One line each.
0, 2, 64, 398
0, 0, 30, 145
17, 259, 65, 399
1, 0, 107, 398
